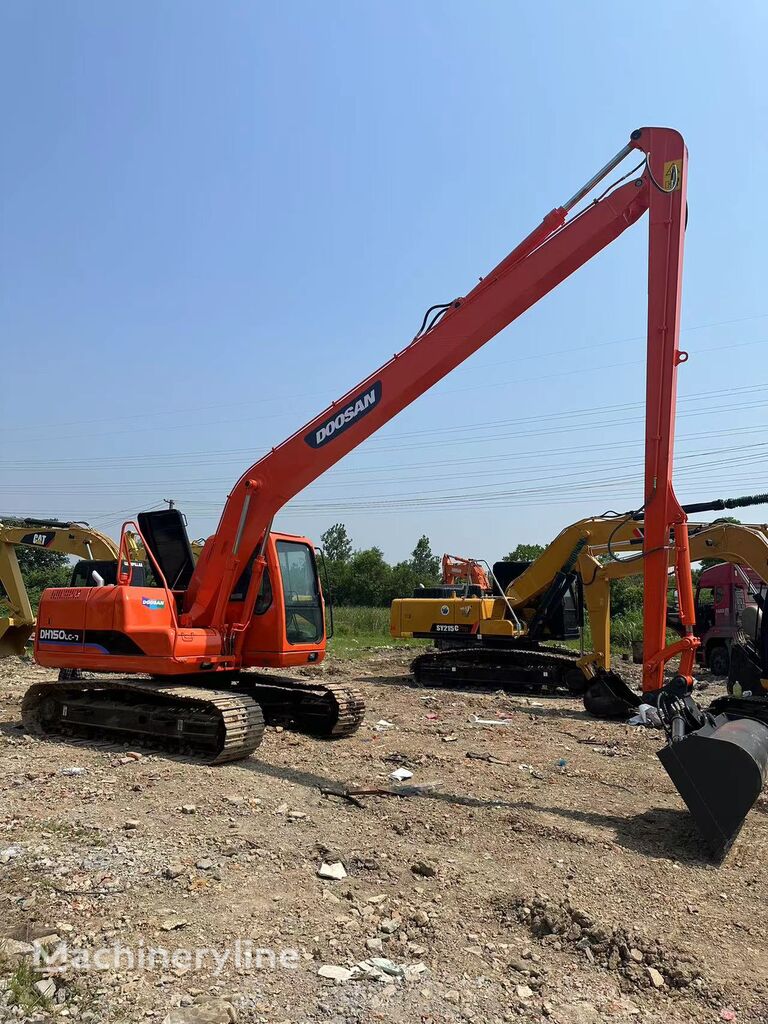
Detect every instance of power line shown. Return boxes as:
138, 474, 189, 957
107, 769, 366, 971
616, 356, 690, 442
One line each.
4, 381, 767, 471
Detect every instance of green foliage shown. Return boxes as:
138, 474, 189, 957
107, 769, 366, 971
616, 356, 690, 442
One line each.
504, 542, 546, 562
410, 535, 440, 582
320, 524, 441, 607
610, 576, 644, 617
320, 522, 352, 564
328, 605, 427, 659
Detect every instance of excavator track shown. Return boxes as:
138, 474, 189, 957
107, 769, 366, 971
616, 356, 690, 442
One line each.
237, 675, 365, 738
411, 645, 587, 695
21, 679, 265, 764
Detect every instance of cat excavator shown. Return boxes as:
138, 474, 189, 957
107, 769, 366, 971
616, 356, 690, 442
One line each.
23, 127, 768, 855
0, 517, 204, 657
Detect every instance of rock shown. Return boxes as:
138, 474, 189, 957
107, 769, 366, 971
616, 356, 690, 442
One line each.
367, 957, 404, 977
181, 805, 197, 815
411, 910, 430, 926
196, 858, 215, 871
59, 767, 86, 777
0, 938, 34, 957
403, 962, 428, 981
366, 937, 384, 951
556, 1002, 600, 1024
161, 916, 189, 931
287, 810, 306, 820
380, 918, 400, 934
647, 966, 665, 989
410, 861, 437, 878
317, 861, 347, 881
318, 964, 353, 982
629, 947, 644, 963
516, 984, 533, 1000
162, 1000, 237, 1024
35, 978, 56, 1000
123, 819, 140, 830
164, 862, 185, 879
125, 751, 143, 760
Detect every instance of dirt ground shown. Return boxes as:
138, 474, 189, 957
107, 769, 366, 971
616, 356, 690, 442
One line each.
1, 651, 766, 1024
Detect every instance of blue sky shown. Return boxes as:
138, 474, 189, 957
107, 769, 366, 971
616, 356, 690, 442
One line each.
2, 1, 767, 563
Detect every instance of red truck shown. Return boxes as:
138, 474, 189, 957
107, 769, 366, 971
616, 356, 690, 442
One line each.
693, 562, 764, 675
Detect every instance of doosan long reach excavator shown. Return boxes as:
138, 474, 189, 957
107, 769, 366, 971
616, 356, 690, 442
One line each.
25, 127, 768, 856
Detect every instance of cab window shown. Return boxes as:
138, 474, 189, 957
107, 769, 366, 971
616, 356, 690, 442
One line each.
276, 540, 323, 644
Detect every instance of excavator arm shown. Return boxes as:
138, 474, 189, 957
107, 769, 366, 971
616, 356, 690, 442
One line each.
186, 127, 693, 709
578, 521, 768, 676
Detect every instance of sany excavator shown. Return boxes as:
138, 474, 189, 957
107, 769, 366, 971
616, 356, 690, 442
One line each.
25, 127, 768, 854
393, 494, 768, 697
0, 517, 204, 657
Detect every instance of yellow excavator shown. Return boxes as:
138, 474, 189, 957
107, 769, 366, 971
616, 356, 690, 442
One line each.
391, 494, 768, 708
0, 518, 204, 657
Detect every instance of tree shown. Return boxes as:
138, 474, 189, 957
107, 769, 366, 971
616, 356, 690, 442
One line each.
504, 542, 546, 563
320, 523, 353, 564
386, 560, 419, 603
410, 535, 440, 583
343, 548, 392, 606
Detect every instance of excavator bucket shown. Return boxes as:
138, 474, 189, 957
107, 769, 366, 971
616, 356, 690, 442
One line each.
0, 620, 33, 658
583, 670, 641, 719
657, 712, 768, 859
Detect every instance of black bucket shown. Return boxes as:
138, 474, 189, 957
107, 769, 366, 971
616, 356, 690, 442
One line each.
583, 670, 641, 719
658, 714, 768, 859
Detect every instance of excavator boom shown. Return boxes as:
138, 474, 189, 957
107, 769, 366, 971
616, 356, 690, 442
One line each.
185, 127, 692, 708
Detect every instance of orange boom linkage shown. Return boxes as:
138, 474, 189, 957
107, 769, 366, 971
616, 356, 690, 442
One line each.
32, 128, 768, 855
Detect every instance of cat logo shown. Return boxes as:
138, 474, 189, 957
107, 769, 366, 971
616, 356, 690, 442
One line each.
20, 532, 55, 547
440, 605, 450, 616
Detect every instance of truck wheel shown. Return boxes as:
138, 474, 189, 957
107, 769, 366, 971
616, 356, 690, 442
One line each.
708, 644, 729, 677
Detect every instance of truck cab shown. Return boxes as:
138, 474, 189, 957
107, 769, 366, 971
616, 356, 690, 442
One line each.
694, 562, 763, 675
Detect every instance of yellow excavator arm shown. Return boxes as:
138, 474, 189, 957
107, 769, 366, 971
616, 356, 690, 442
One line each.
578, 521, 768, 675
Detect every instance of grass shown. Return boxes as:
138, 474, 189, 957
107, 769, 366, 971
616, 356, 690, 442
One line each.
3, 957, 51, 1013
328, 606, 427, 660
39, 819, 105, 847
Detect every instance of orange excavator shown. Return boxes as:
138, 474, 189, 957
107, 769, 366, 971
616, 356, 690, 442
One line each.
25, 127, 768, 855
441, 554, 491, 593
